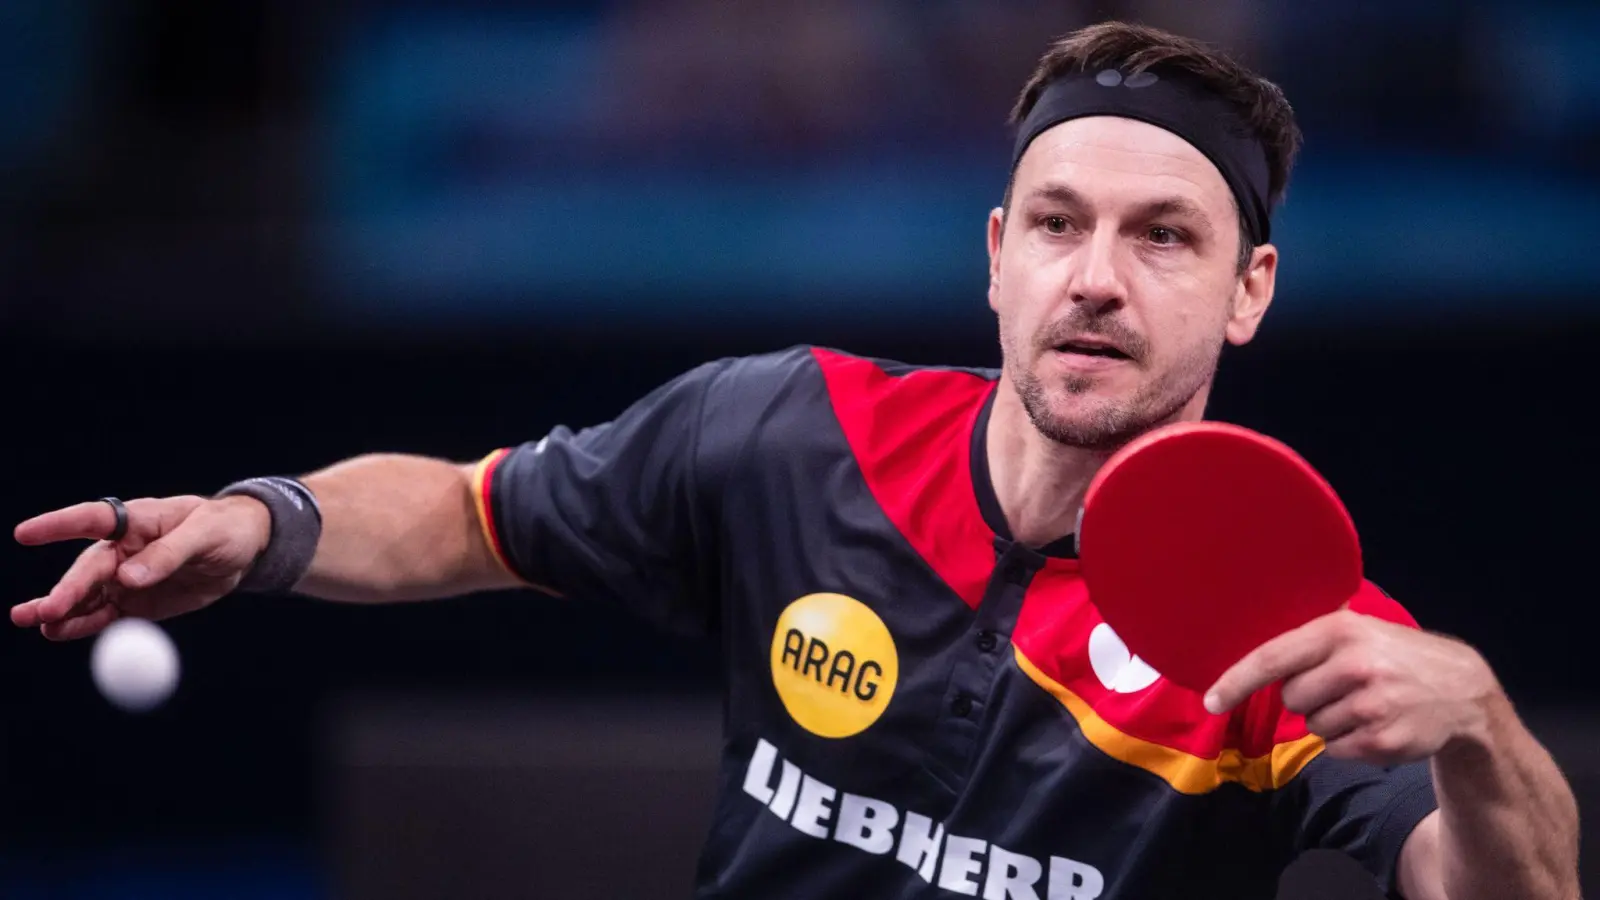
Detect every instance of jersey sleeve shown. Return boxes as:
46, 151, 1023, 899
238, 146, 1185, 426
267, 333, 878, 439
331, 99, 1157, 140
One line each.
469, 349, 805, 637
1270, 581, 1441, 898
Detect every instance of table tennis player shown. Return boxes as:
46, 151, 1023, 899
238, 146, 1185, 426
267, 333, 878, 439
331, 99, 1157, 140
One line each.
13, 21, 1578, 900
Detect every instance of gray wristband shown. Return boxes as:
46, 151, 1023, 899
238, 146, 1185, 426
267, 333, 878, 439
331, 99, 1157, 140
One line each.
216, 476, 322, 594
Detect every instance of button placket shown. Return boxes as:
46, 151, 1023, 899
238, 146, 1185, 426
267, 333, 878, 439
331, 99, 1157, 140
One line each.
920, 541, 1038, 794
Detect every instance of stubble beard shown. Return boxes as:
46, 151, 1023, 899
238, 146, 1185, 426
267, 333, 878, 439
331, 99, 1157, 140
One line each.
1009, 337, 1221, 453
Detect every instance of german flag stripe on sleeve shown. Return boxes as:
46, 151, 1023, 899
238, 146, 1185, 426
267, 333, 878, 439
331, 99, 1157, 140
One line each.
471, 448, 518, 576
470, 447, 564, 597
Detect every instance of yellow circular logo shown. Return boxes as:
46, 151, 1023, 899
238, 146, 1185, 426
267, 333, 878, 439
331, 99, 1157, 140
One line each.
770, 593, 899, 738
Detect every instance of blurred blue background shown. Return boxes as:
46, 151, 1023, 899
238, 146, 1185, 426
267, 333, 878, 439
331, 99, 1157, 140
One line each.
3, 1, 1597, 898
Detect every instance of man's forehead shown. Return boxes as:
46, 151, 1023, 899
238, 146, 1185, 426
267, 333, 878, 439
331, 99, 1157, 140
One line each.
1015, 116, 1233, 210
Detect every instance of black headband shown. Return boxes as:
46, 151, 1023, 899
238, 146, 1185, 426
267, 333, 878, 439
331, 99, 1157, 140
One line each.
1012, 68, 1274, 244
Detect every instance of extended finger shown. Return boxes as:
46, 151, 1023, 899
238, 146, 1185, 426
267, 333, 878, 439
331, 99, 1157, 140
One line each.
14, 501, 126, 546
11, 542, 121, 627
1204, 615, 1347, 714
42, 578, 216, 641
39, 597, 123, 642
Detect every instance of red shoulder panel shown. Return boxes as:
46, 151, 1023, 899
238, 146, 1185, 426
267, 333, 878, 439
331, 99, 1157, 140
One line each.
811, 348, 996, 609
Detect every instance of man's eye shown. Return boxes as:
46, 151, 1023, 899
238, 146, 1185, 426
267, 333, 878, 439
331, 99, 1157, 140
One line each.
1042, 216, 1069, 235
1147, 226, 1184, 246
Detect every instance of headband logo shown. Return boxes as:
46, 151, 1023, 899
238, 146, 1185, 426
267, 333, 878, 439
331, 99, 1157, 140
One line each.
1094, 69, 1159, 89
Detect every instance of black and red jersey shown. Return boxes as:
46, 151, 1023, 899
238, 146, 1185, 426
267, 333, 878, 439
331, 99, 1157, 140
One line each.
473, 345, 1436, 899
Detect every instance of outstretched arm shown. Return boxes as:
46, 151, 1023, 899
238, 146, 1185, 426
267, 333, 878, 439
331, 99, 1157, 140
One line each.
292, 453, 518, 603
13, 452, 519, 640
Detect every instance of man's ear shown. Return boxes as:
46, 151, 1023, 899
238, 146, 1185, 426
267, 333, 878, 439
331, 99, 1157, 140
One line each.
988, 206, 1005, 313
1227, 243, 1277, 346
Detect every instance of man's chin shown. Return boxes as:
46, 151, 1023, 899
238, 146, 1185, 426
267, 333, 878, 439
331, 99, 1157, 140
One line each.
1025, 399, 1142, 451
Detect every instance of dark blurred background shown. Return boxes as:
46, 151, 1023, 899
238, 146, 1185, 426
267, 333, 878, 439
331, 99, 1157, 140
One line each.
3, 1, 1597, 898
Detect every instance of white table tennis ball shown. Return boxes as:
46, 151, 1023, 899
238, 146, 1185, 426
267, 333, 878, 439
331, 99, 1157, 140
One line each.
90, 618, 181, 713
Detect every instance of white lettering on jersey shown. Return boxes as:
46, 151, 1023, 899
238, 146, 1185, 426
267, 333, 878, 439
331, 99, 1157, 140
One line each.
741, 738, 1105, 899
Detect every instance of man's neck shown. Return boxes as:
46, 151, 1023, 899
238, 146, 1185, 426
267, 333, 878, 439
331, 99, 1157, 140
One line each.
983, 375, 1209, 549
984, 383, 1108, 549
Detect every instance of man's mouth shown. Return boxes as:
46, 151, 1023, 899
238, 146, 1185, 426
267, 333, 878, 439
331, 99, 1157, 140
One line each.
1053, 340, 1131, 361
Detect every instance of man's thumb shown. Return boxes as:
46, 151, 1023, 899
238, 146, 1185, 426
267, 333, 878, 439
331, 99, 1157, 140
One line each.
117, 522, 210, 588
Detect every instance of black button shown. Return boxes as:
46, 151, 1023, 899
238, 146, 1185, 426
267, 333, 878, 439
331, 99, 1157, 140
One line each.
951, 694, 973, 717
976, 630, 998, 652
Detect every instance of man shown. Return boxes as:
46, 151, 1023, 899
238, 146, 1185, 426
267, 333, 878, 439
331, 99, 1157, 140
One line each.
13, 21, 1580, 900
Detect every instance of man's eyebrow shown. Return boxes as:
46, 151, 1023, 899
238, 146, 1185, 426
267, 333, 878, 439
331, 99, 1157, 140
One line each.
1021, 184, 1220, 236
1134, 196, 1217, 236
1022, 183, 1089, 208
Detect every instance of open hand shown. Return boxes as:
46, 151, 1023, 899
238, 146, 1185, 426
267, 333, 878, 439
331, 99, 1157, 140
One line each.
12, 495, 271, 641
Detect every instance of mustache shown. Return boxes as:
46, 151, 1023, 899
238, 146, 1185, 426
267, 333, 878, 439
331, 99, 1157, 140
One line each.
1035, 312, 1148, 361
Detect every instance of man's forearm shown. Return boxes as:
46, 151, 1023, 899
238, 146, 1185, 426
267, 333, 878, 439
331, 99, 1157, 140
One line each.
290, 453, 514, 603
1433, 691, 1581, 900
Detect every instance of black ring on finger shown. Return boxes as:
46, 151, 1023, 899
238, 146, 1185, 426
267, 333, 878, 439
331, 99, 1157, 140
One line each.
100, 497, 129, 542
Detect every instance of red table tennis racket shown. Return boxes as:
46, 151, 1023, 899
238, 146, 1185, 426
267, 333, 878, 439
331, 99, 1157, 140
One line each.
1077, 421, 1362, 695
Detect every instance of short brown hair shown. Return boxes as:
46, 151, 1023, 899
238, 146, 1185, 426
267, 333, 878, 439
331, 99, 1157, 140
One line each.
1005, 22, 1303, 265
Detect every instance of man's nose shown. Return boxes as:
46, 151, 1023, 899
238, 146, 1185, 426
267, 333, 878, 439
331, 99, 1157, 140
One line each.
1069, 227, 1127, 313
